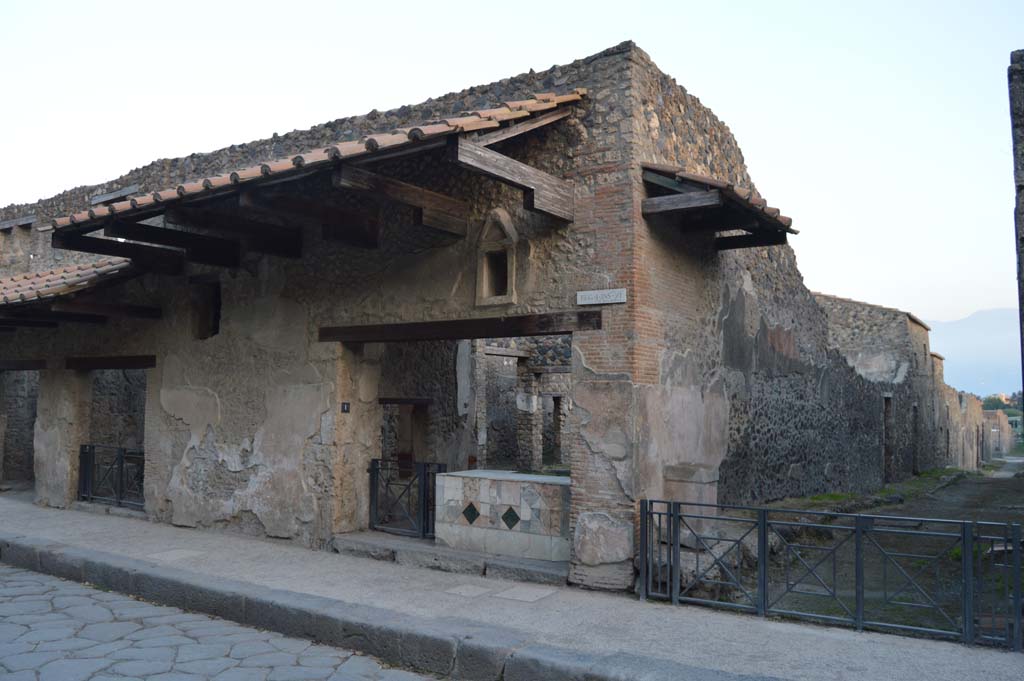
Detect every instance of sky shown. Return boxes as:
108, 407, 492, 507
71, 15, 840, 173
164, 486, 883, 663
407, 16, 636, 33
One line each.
0, 1, 1021, 322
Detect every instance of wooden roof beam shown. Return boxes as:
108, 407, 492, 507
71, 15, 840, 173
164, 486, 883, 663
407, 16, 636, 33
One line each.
641, 190, 722, 217
49, 300, 163, 320
105, 222, 240, 268
474, 108, 573, 147
240, 193, 383, 249
167, 207, 303, 259
715, 231, 787, 251
65, 355, 157, 371
52, 233, 184, 275
333, 166, 468, 237
446, 136, 574, 222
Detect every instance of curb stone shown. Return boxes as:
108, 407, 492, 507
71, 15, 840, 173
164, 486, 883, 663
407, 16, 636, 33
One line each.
0, 530, 780, 681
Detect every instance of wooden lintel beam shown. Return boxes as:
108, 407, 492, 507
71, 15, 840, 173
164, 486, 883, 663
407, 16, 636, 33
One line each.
105, 222, 240, 268
52, 233, 184, 275
0, 360, 48, 370
447, 136, 574, 222
715, 231, 787, 251
319, 310, 601, 344
474, 108, 572, 147
333, 166, 469, 236
378, 397, 433, 406
65, 355, 157, 371
167, 207, 302, 259
49, 301, 162, 320
641, 190, 722, 217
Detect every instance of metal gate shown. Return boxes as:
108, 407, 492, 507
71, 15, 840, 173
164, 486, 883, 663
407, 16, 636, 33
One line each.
639, 499, 1023, 651
78, 444, 145, 510
368, 458, 446, 539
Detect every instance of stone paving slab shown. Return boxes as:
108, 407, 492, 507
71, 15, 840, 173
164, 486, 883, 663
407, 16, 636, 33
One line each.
1, 494, 1022, 681
0, 565, 428, 681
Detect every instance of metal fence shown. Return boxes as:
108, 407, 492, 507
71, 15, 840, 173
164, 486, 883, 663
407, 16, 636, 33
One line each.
78, 444, 145, 510
639, 499, 1023, 651
368, 458, 447, 539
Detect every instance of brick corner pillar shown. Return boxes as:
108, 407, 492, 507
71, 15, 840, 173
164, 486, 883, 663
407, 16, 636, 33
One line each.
33, 369, 92, 509
1010, 49, 1024, 399
515, 360, 543, 472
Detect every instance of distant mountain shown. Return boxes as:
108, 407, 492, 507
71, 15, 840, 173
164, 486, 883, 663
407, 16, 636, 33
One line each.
926, 308, 1022, 396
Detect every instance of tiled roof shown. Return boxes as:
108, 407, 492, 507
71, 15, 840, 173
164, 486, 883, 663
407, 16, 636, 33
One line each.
53, 90, 587, 231
642, 164, 795, 232
0, 258, 134, 307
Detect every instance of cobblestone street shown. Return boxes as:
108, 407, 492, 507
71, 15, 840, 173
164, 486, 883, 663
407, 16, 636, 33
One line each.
0, 565, 428, 681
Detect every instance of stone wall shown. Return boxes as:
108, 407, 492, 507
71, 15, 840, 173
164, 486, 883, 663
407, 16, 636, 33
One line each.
983, 409, 1015, 459
88, 369, 147, 450
1, 371, 38, 481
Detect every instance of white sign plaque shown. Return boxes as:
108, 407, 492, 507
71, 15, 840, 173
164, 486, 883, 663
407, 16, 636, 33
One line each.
576, 288, 627, 306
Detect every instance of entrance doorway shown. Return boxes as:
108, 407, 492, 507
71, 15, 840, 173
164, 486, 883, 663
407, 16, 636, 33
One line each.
1, 370, 39, 488
882, 395, 894, 482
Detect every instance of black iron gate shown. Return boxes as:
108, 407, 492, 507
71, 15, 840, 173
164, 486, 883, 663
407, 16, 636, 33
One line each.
639, 499, 1023, 651
368, 458, 446, 538
78, 445, 145, 510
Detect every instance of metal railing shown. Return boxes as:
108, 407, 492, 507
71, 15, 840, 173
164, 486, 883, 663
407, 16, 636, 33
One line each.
368, 458, 446, 539
78, 444, 145, 510
639, 499, 1023, 651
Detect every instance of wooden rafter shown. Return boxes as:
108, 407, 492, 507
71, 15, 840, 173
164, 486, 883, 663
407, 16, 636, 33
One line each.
52, 233, 184, 275
474, 108, 573, 147
240, 193, 383, 249
715, 232, 787, 251
641, 191, 722, 217
319, 310, 601, 343
0, 360, 48, 370
446, 136, 574, 222
333, 166, 469, 237
167, 207, 303, 259
105, 221, 240, 268
49, 301, 162, 320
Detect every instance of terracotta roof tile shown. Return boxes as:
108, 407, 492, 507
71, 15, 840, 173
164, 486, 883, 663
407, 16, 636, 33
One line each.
49, 91, 585, 233
0, 258, 135, 308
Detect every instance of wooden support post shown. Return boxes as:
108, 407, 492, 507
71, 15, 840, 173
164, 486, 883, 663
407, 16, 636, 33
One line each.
446, 136, 574, 222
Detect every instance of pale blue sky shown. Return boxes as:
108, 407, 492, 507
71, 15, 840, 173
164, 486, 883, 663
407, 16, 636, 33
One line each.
1, 1, 1021, 321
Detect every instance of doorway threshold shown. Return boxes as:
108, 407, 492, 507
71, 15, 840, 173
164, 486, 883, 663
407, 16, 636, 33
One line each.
331, 530, 568, 586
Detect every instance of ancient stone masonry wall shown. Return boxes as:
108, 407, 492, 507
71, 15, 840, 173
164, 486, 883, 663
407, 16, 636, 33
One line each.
983, 409, 1015, 460
1, 371, 39, 481
87, 369, 146, 450
378, 340, 474, 470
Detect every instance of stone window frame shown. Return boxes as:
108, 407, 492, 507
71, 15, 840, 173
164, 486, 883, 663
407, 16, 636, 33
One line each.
475, 207, 518, 307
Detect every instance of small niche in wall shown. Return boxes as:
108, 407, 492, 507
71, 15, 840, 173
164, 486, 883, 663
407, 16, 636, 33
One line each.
483, 250, 509, 298
190, 279, 221, 340
476, 207, 518, 306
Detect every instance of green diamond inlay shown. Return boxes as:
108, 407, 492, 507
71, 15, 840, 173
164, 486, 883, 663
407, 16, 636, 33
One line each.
501, 506, 520, 529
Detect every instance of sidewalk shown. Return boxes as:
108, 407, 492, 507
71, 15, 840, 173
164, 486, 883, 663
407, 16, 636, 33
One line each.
1, 491, 1021, 681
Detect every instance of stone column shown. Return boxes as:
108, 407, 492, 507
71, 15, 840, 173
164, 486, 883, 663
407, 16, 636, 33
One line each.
331, 342, 382, 534
515, 360, 542, 472
33, 369, 92, 508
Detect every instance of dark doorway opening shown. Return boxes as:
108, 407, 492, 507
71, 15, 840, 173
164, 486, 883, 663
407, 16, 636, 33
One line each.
1, 370, 39, 487
883, 396, 894, 482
